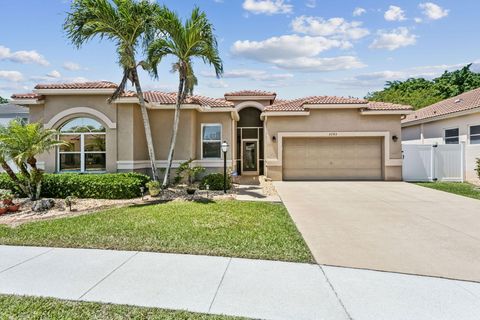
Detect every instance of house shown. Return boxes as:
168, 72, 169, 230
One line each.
11, 81, 412, 181
402, 88, 480, 183
0, 103, 29, 125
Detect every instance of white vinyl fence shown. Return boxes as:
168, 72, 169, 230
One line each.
402, 144, 464, 182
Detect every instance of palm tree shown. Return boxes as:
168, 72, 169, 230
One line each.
64, 0, 160, 180
0, 120, 66, 200
147, 7, 223, 187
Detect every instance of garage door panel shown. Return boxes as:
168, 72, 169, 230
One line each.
283, 137, 383, 180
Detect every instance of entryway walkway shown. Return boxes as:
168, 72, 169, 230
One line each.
1, 245, 480, 320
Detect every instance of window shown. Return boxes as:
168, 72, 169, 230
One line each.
445, 128, 459, 144
470, 125, 480, 145
202, 124, 221, 159
58, 117, 106, 172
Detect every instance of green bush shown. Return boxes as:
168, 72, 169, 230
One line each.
476, 158, 480, 179
0, 173, 150, 199
199, 173, 232, 191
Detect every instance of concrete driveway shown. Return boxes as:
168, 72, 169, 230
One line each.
274, 181, 480, 282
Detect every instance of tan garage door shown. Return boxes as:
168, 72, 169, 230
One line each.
283, 137, 383, 180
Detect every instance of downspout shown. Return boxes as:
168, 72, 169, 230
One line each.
264, 115, 268, 178
420, 123, 425, 144
231, 112, 236, 173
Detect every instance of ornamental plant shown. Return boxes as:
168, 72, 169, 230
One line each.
175, 159, 205, 186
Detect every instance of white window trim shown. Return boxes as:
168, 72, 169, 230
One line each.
57, 132, 107, 173
201, 123, 222, 160
468, 124, 480, 145
444, 127, 460, 144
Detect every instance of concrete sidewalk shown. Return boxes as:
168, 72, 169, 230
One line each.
1, 245, 480, 320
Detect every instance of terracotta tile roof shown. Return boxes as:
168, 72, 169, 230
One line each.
120, 90, 137, 97
265, 96, 412, 112
224, 90, 276, 97
11, 93, 44, 100
366, 101, 413, 111
144, 91, 234, 108
34, 81, 117, 90
403, 88, 480, 124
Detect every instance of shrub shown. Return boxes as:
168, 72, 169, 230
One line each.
146, 180, 161, 196
199, 173, 232, 191
0, 173, 150, 199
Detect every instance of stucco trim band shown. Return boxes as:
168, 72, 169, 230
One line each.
117, 160, 234, 170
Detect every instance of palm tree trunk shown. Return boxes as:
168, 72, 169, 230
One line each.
0, 160, 29, 196
131, 67, 159, 181
162, 77, 185, 188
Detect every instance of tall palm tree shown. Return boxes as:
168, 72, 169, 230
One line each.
147, 7, 223, 187
64, 0, 160, 180
0, 120, 66, 200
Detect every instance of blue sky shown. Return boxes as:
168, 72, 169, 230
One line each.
0, 0, 479, 99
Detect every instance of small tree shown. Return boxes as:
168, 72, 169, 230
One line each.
0, 120, 66, 200
175, 159, 205, 185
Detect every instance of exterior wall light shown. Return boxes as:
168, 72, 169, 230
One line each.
392, 135, 398, 142
272, 135, 276, 142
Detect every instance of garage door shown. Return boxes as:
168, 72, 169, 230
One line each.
283, 137, 383, 180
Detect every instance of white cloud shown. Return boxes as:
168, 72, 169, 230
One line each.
292, 16, 369, 40
419, 2, 449, 20
242, 0, 293, 15
232, 35, 350, 61
63, 62, 81, 71
353, 7, 366, 17
232, 34, 364, 72
275, 56, 365, 71
370, 28, 417, 50
0, 45, 49, 66
305, 0, 316, 8
414, 17, 423, 23
0, 70, 23, 82
207, 80, 229, 88
203, 69, 293, 81
384, 5, 406, 21
46, 70, 62, 78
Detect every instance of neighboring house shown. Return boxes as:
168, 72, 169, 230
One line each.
0, 103, 29, 125
11, 81, 412, 181
402, 88, 480, 183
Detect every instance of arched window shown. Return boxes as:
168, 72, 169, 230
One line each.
57, 117, 106, 172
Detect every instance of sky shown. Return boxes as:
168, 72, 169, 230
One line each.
0, 0, 479, 100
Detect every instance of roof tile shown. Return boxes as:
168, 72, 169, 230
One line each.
403, 87, 480, 123
224, 90, 276, 97
34, 81, 117, 90
11, 93, 44, 100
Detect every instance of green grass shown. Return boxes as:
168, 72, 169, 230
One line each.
415, 182, 480, 200
0, 200, 313, 263
0, 294, 244, 320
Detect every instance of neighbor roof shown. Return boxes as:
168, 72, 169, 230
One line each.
264, 96, 412, 112
403, 87, 480, 124
34, 81, 117, 90
0, 103, 28, 115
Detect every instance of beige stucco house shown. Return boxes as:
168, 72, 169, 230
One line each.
402, 88, 480, 183
11, 81, 412, 181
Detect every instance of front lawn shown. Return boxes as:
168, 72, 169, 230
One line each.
415, 182, 480, 200
0, 294, 244, 320
0, 200, 313, 263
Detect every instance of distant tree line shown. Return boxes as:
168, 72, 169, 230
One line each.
0, 97, 8, 104
366, 64, 480, 110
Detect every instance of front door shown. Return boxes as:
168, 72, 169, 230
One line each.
242, 140, 258, 175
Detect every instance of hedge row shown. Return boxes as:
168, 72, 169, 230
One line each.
0, 173, 151, 199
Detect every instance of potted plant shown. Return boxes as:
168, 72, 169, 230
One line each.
175, 159, 205, 195
0, 190, 14, 205
7, 203, 20, 212
146, 181, 161, 197
0, 203, 7, 215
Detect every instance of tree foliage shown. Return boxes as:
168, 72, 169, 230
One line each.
367, 64, 480, 109
0, 120, 66, 200
0, 97, 8, 104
